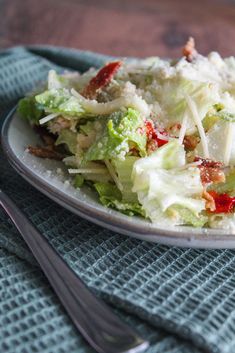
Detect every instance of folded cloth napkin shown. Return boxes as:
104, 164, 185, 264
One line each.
1, 46, 235, 353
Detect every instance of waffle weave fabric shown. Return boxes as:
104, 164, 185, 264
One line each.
1, 47, 235, 353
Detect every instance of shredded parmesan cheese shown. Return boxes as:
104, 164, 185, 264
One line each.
68, 168, 108, 174
178, 112, 188, 144
39, 113, 60, 125
71, 88, 150, 116
223, 122, 234, 166
185, 94, 209, 158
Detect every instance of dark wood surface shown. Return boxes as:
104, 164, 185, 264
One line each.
1, 0, 235, 58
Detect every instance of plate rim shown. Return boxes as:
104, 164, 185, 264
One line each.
2, 106, 235, 249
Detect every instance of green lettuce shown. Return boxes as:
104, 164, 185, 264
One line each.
94, 182, 144, 216
216, 111, 235, 122
167, 205, 208, 227
84, 108, 147, 162
74, 175, 84, 188
55, 129, 77, 154
17, 96, 44, 124
156, 77, 220, 131
132, 140, 205, 226
35, 89, 85, 117
79, 121, 95, 135
208, 170, 235, 195
112, 157, 139, 202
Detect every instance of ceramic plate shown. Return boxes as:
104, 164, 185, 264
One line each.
2, 107, 235, 248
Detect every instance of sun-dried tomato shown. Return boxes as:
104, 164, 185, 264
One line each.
82, 61, 122, 99
183, 135, 199, 151
207, 191, 235, 214
145, 120, 168, 149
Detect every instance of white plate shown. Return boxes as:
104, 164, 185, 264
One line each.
1, 107, 234, 248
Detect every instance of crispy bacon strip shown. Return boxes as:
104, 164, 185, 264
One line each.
183, 135, 199, 151
182, 37, 198, 62
27, 146, 64, 160
194, 157, 225, 185
33, 125, 56, 148
82, 61, 122, 99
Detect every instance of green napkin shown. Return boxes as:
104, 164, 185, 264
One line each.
1, 46, 235, 353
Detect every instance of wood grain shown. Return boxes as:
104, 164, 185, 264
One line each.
1, 0, 235, 58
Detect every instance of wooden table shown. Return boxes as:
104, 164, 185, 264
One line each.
1, 0, 235, 58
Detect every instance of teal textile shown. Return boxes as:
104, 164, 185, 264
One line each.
1, 46, 235, 353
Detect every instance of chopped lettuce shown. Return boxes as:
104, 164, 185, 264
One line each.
167, 205, 208, 227
196, 120, 235, 165
17, 96, 44, 124
216, 110, 235, 122
94, 182, 144, 216
132, 140, 205, 226
112, 157, 139, 202
55, 129, 77, 154
74, 175, 84, 188
79, 121, 95, 135
208, 170, 235, 195
202, 114, 220, 131
84, 108, 147, 162
35, 89, 85, 117
155, 77, 220, 132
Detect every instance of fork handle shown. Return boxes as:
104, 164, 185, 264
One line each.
0, 190, 148, 353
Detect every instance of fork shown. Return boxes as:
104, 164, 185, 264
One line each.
0, 189, 149, 353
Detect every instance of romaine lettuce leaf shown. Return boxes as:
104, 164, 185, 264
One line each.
132, 140, 205, 226
156, 77, 220, 132
94, 182, 144, 216
208, 169, 235, 195
202, 114, 220, 131
17, 96, 44, 124
167, 205, 208, 227
216, 111, 235, 122
196, 119, 235, 165
74, 175, 84, 188
112, 157, 139, 202
79, 121, 95, 135
84, 108, 147, 162
55, 129, 77, 154
35, 89, 85, 117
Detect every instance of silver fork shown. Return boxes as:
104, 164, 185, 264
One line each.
0, 189, 149, 353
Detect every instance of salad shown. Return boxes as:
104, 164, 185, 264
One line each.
18, 38, 235, 230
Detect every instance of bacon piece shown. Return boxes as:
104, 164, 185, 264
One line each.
147, 139, 158, 154
182, 37, 198, 62
194, 157, 223, 168
27, 146, 64, 160
207, 191, 235, 214
82, 61, 122, 99
183, 135, 199, 151
194, 157, 225, 185
33, 125, 56, 147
